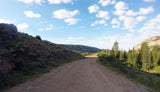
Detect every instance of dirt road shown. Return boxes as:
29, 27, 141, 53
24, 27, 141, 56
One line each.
6, 57, 150, 92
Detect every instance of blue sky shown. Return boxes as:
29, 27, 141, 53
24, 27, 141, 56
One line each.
0, 0, 160, 50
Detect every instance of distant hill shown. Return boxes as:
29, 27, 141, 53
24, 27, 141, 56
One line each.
59, 44, 102, 53
0, 23, 84, 90
134, 35, 160, 50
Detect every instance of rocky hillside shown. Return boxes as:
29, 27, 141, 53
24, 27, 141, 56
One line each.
59, 44, 102, 53
134, 35, 160, 50
0, 23, 84, 90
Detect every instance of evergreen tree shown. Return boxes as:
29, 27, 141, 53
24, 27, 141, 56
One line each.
141, 42, 151, 71
137, 50, 142, 69
132, 48, 138, 68
106, 49, 110, 56
123, 50, 127, 61
127, 49, 132, 66
119, 50, 125, 61
109, 50, 115, 60
152, 45, 160, 67
126, 48, 138, 68
112, 41, 119, 57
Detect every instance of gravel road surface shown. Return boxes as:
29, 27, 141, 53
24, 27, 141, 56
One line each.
6, 57, 150, 92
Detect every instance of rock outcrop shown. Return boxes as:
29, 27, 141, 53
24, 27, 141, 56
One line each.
134, 35, 160, 50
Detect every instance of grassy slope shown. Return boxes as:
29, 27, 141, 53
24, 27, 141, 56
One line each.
0, 24, 84, 90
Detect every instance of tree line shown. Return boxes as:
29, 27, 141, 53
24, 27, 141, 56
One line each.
98, 41, 160, 73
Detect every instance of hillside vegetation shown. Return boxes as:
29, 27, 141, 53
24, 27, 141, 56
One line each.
0, 23, 84, 90
59, 44, 102, 53
98, 41, 160, 91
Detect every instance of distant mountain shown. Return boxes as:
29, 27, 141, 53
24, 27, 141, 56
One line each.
134, 35, 160, 50
0, 23, 84, 90
59, 44, 102, 53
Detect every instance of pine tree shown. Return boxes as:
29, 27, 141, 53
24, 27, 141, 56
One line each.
123, 50, 127, 61
112, 41, 119, 57
106, 49, 110, 56
119, 50, 125, 61
152, 45, 160, 67
137, 50, 142, 69
127, 49, 132, 66
109, 50, 115, 60
132, 48, 138, 68
141, 42, 151, 71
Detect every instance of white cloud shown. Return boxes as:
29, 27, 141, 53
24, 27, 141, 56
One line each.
96, 10, 110, 20
39, 24, 53, 31
39, 19, 48, 24
57, 14, 160, 50
96, 35, 118, 49
113, 1, 128, 16
119, 14, 160, 50
123, 17, 137, 30
67, 37, 82, 41
113, 10, 125, 16
119, 15, 146, 32
139, 14, 160, 34
119, 16, 138, 31
53, 9, 80, 25
139, 6, 154, 15
18, 0, 75, 4
99, 20, 106, 24
99, 0, 111, 6
125, 6, 154, 17
126, 10, 138, 16
111, 0, 116, 5
91, 23, 95, 27
17, 0, 44, 5
24, 11, 41, 18
111, 18, 121, 28
88, 4, 100, 13
64, 18, 80, 25
118, 33, 138, 50
17, 0, 34, 4
136, 16, 146, 22
17, 23, 29, 30
0, 19, 13, 24
39, 28, 44, 31
119, 16, 125, 21
91, 19, 107, 26
53, 9, 79, 19
35, 0, 45, 4
46, 24, 53, 30
114, 1, 128, 10
143, 0, 156, 2
99, 0, 116, 6
48, 0, 74, 4
58, 37, 83, 43
105, 24, 108, 26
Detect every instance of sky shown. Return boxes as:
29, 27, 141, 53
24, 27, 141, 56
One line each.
0, 0, 160, 50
